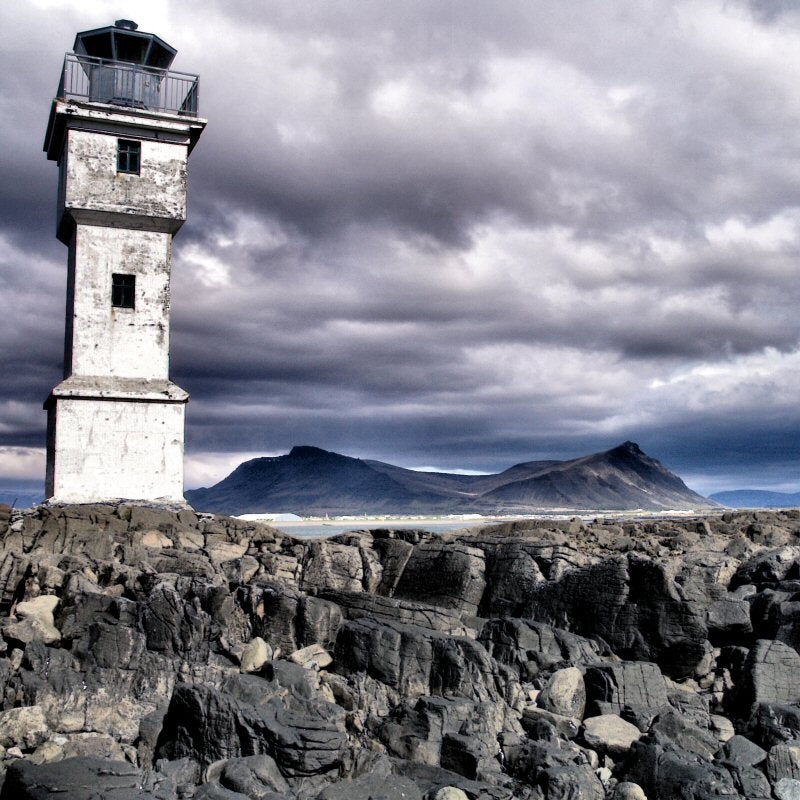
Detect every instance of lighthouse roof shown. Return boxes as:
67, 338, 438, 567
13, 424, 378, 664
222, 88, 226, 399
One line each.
73, 20, 177, 70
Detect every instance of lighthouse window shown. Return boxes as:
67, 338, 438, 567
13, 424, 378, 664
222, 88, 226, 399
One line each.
112, 273, 136, 308
117, 140, 141, 174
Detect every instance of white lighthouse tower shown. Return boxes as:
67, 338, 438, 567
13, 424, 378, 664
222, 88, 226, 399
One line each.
43, 20, 206, 504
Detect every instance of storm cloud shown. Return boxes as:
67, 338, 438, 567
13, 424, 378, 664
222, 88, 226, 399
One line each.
2, 0, 800, 496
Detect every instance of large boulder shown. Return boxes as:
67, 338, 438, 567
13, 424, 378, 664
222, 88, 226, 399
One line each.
584, 661, 669, 721
648, 708, 718, 760
731, 547, 800, 588
620, 739, 743, 800
301, 540, 369, 594
218, 754, 291, 796
538, 666, 586, 719
2, 595, 61, 645
479, 618, 601, 681
157, 671, 348, 782
334, 617, 501, 702
376, 695, 507, 781
473, 540, 549, 617
735, 640, 800, 715
582, 714, 641, 757
0, 705, 50, 750
504, 737, 604, 799
706, 596, 753, 642
505, 552, 711, 679
0, 757, 160, 799
392, 541, 486, 617
747, 703, 800, 749
139, 582, 211, 663
316, 773, 423, 800
774, 778, 800, 800
370, 535, 415, 596
768, 742, 800, 784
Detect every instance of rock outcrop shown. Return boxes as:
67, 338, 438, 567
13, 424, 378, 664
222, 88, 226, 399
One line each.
0, 503, 798, 798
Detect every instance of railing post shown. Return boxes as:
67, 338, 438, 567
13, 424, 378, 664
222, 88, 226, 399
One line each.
57, 56, 66, 100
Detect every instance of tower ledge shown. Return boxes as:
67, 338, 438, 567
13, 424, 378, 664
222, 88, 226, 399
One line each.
45, 98, 207, 162
45, 376, 189, 407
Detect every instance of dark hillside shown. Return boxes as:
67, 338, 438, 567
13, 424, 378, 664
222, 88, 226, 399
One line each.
187, 441, 716, 515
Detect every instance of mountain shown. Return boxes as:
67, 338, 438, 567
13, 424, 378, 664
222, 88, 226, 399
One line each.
185, 446, 439, 517
186, 441, 716, 516
479, 442, 714, 511
710, 489, 800, 509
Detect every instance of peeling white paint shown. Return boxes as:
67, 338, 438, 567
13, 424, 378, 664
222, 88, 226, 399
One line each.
46, 397, 185, 504
44, 97, 207, 504
61, 130, 187, 225
68, 226, 172, 380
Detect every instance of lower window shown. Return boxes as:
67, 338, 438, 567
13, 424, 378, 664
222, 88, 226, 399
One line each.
111, 273, 136, 309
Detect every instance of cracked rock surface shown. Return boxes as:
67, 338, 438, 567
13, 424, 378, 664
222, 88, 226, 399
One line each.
0, 503, 799, 798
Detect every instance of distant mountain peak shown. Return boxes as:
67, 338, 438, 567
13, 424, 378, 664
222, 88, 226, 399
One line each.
288, 445, 336, 458
186, 442, 717, 516
603, 441, 646, 460
615, 441, 643, 454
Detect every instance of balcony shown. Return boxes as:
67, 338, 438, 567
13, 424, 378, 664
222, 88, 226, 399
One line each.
56, 53, 199, 117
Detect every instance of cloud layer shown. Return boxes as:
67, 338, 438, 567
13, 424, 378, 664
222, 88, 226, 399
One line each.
2, 0, 800, 495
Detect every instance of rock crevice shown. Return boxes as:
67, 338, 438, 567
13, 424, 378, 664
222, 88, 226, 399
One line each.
0, 504, 798, 799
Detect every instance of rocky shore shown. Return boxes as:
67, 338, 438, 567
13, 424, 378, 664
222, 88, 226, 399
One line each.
0, 503, 799, 798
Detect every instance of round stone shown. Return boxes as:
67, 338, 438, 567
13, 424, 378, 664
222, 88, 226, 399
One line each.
775, 778, 800, 800
612, 782, 648, 800
582, 714, 642, 757
538, 667, 586, 718
433, 788, 469, 800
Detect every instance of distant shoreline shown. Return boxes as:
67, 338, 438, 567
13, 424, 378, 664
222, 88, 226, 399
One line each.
249, 509, 725, 525
259, 509, 730, 538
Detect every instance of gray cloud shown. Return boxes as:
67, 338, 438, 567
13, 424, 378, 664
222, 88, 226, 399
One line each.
747, 0, 800, 22
2, 1, 800, 496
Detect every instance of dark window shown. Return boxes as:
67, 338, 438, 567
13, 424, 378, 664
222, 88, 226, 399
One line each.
112, 273, 136, 308
117, 139, 140, 174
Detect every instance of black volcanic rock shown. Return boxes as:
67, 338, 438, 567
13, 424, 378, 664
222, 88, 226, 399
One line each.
2, 503, 800, 797
0, 757, 158, 799
187, 441, 715, 515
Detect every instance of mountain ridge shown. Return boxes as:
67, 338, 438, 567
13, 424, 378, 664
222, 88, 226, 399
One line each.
186, 441, 717, 516
710, 489, 800, 509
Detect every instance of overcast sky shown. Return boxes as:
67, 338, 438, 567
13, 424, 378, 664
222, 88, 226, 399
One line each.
2, 0, 800, 497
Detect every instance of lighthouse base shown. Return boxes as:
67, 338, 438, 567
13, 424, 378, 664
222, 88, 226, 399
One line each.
44, 377, 188, 505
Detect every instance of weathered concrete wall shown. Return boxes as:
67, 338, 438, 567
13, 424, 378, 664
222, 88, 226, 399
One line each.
44, 100, 204, 505
66, 226, 172, 380
47, 397, 185, 503
61, 129, 187, 223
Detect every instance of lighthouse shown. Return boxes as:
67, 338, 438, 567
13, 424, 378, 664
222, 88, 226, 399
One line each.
42, 20, 206, 504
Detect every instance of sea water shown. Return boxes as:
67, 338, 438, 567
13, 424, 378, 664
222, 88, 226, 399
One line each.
271, 519, 492, 538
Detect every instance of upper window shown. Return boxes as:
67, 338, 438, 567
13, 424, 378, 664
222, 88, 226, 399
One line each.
111, 273, 136, 309
117, 139, 141, 174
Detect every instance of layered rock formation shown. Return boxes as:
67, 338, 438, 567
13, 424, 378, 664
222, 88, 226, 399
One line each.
0, 502, 799, 798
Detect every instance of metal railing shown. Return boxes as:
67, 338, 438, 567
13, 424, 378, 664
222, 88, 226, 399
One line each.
56, 53, 199, 117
